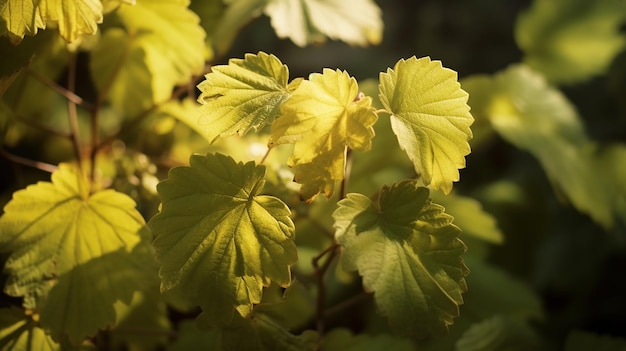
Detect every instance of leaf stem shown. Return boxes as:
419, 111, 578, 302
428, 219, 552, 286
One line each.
0, 149, 58, 173
66, 53, 84, 175
339, 148, 353, 200
373, 108, 390, 115
312, 241, 339, 335
26, 67, 92, 110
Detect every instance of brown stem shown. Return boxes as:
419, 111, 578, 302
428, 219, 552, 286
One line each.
312, 242, 339, 335
66, 53, 84, 175
0, 149, 58, 173
27, 67, 91, 110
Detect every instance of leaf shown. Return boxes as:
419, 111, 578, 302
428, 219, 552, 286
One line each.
515, 0, 626, 84
91, 0, 205, 116
264, 0, 383, 47
379, 56, 474, 194
197, 52, 295, 143
0, 308, 59, 351
0, 0, 103, 43
333, 181, 469, 338
148, 153, 297, 324
270, 68, 377, 202
465, 64, 621, 228
455, 315, 540, 351
0, 164, 151, 343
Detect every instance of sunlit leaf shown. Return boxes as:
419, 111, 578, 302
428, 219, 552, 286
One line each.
321, 328, 415, 351
379, 56, 474, 194
197, 52, 295, 143
430, 191, 503, 245
0, 164, 151, 343
465, 64, 621, 228
515, 0, 626, 84
149, 153, 297, 323
0, 308, 59, 351
264, 0, 382, 47
91, 0, 205, 117
270, 68, 377, 202
0, 0, 102, 43
334, 181, 468, 337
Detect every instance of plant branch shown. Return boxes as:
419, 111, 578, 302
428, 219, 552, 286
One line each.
324, 291, 372, 320
27, 67, 92, 110
312, 242, 339, 335
0, 149, 58, 173
14, 115, 71, 139
66, 53, 84, 174
339, 148, 353, 200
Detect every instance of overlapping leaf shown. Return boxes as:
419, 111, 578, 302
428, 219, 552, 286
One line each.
270, 68, 377, 202
0, 0, 102, 43
148, 153, 297, 323
264, 0, 382, 47
334, 181, 468, 337
463, 64, 622, 228
0, 308, 59, 351
197, 52, 296, 143
0, 164, 150, 343
379, 57, 474, 194
515, 0, 626, 84
90, 0, 205, 117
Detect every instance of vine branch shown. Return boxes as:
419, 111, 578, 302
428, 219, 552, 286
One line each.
66, 53, 84, 175
0, 149, 58, 173
312, 242, 339, 335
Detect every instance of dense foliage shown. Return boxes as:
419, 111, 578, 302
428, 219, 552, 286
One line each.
1, 0, 626, 350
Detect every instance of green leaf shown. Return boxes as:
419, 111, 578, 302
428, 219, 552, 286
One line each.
321, 328, 415, 351
455, 315, 540, 351
0, 164, 151, 343
270, 68, 377, 202
196, 52, 295, 143
91, 0, 205, 116
465, 64, 621, 228
0, 308, 59, 351
149, 153, 297, 324
379, 56, 474, 194
333, 181, 468, 338
515, 0, 626, 84
264, 0, 383, 47
0, 0, 103, 43
430, 191, 503, 245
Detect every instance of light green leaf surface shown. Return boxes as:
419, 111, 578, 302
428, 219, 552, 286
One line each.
0, 308, 59, 351
515, 0, 626, 84
270, 68, 377, 202
430, 191, 503, 244
379, 56, 474, 194
0, 0, 102, 43
91, 0, 205, 117
0, 164, 150, 343
334, 181, 468, 337
465, 64, 621, 228
264, 0, 382, 47
197, 52, 295, 143
149, 153, 297, 324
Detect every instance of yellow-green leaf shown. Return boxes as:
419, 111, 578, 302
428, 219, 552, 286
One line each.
0, 308, 59, 351
334, 181, 469, 338
148, 153, 297, 324
264, 0, 383, 47
379, 57, 474, 194
515, 0, 626, 84
197, 52, 294, 143
0, 164, 151, 343
0, 0, 102, 43
270, 68, 377, 202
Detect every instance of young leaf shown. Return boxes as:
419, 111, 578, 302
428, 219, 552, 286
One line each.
0, 164, 150, 343
379, 56, 474, 194
197, 52, 295, 143
321, 328, 415, 351
263, 0, 383, 47
455, 315, 540, 351
148, 153, 297, 324
333, 181, 468, 338
0, 0, 103, 44
270, 68, 377, 202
